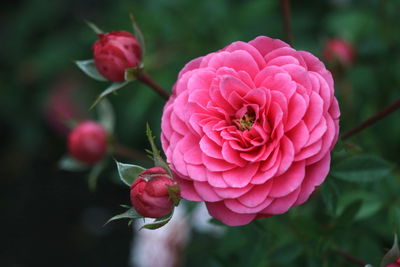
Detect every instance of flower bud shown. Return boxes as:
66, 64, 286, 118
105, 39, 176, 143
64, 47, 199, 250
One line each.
68, 121, 107, 164
322, 38, 355, 67
93, 31, 142, 82
130, 167, 177, 218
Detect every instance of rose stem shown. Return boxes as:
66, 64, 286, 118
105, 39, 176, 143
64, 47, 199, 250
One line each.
341, 99, 400, 140
279, 0, 293, 45
113, 143, 150, 162
137, 72, 170, 100
333, 248, 367, 266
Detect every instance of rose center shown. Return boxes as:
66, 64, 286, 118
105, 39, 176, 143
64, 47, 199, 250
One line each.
234, 110, 256, 131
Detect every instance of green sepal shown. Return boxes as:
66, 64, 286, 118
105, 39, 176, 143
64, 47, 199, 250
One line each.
105, 207, 144, 225
166, 184, 181, 206
58, 155, 88, 172
88, 160, 107, 192
90, 81, 130, 109
75, 59, 107, 82
115, 160, 146, 187
380, 234, 400, 267
124, 67, 143, 82
145, 124, 172, 176
97, 99, 115, 134
129, 13, 145, 59
84, 20, 103, 34
140, 211, 174, 230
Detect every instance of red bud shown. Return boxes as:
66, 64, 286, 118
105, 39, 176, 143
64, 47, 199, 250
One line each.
93, 31, 142, 82
322, 38, 355, 67
130, 167, 178, 218
67, 121, 107, 164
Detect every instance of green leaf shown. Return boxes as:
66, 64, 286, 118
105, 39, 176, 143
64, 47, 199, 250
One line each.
88, 160, 107, 191
140, 211, 174, 230
75, 59, 107, 82
97, 99, 115, 133
90, 81, 130, 109
105, 207, 143, 225
331, 154, 393, 183
124, 67, 143, 81
129, 13, 145, 59
166, 184, 181, 206
320, 179, 339, 216
85, 20, 103, 34
115, 160, 146, 186
335, 199, 363, 226
58, 155, 88, 172
380, 235, 400, 267
145, 124, 172, 175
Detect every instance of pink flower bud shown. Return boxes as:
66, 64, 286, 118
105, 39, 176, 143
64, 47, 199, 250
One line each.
93, 31, 142, 82
322, 38, 355, 67
67, 121, 107, 164
130, 167, 177, 218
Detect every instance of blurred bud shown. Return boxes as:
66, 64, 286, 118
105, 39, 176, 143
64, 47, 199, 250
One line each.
386, 258, 400, 267
322, 38, 355, 67
68, 121, 107, 164
130, 167, 178, 218
93, 31, 142, 82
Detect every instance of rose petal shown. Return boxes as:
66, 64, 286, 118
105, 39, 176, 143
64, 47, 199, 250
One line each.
206, 201, 256, 226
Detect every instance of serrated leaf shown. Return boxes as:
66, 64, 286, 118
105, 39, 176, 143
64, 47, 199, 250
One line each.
88, 160, 107, 191
140, 211, 173, 230
166, 184, 181, 206
129, 13, 145, 58
75, 59, 107, 82
58, 155, 88, 171
97, 99, 115, 133
115, 161, 146, 186
145, 124, 172, 175
85, 20, 103, 34
105, 207, 143, 225
90, 81, 130, 109
331, 154, 393, 183
380, 235, 400, 267
124, 67, 143, 81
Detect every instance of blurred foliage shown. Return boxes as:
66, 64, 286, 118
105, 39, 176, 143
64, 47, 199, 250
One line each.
1, 0, 400, 266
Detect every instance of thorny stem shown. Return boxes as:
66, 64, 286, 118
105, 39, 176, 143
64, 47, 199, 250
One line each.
341, 99, 400, 140
333, 248, 367, 266
279, 0, 293, 45
137, 72, 170, 100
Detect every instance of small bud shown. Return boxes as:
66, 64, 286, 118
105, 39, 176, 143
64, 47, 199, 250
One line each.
322, 38, 355, 67
130, 167, 178, 218
93, 31, 142, 82
68, 121, 107, 164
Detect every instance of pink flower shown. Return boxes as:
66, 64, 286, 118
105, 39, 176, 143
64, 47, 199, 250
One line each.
130, 167, 176, 218
93, 31, 142, 82
68, 121, 108, 164
322, 38, 355, 67
161, 36, 340, 226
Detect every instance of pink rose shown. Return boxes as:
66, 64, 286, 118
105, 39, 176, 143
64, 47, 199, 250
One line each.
68, 121, 108, 164
130, 167, 176, 218
93, 31, 142, 82
161, 36, 340, 226
322, 38, 355, 67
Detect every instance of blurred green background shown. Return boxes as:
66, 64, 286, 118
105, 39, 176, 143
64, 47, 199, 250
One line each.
1, 0, 400, 266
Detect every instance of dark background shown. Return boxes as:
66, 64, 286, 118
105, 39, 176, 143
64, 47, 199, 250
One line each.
1, 0, 400, 266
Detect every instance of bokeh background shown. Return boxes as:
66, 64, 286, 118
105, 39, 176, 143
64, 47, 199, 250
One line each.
1, 0, 400, 266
